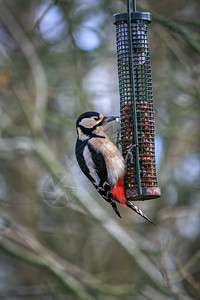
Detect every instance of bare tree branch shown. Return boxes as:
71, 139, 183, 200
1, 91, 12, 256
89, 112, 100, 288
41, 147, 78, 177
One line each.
0, 0, 48, 135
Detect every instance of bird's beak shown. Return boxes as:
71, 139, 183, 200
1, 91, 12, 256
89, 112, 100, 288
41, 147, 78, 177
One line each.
102, 116, 119, 126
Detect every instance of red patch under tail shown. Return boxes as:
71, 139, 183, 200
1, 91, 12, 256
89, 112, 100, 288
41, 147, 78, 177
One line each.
111, 176, 127, 206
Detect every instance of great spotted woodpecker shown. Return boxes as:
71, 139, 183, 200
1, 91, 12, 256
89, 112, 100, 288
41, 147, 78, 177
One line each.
75, 111, 154, 224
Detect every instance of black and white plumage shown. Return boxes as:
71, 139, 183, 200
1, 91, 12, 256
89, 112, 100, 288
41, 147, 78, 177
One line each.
75, 111, 154, 224
75, 111, 123, 217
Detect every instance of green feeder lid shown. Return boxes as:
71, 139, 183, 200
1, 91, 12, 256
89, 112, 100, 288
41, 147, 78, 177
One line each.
113, 12, 152, 24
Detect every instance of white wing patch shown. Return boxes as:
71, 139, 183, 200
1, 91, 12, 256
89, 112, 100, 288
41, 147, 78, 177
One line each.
83, 145, 100, 186
77, 127, 89, 141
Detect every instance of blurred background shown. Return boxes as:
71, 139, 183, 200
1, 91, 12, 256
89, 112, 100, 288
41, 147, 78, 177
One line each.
0, 0, 199, 299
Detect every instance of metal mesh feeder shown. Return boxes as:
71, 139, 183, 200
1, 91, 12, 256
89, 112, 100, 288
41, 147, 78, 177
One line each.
113, 1, 161, 201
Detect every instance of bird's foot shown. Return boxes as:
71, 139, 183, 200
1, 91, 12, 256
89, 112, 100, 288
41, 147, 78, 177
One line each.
125, 143, 138, 165
115, 127, 121, 149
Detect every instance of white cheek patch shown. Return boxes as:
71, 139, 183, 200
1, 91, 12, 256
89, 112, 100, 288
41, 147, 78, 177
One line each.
83, 145, 100, 186
79, 118, 101, 128
77, 127, 89, 141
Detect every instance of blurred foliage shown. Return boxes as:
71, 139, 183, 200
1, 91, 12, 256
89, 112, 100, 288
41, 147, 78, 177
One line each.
0, 0, 200, 299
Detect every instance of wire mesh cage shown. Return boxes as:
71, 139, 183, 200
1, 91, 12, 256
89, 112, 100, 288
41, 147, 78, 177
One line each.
113, 7, 161, 201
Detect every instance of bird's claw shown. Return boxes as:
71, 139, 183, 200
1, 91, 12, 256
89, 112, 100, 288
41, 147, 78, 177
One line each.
125, 143, 138, 165
116, 127, 121, 149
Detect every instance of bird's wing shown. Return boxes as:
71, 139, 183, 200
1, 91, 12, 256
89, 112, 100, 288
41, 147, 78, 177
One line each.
87, 142, 122, 217
76, 139, 107, 187
76, 139, 107, 186
76, 139, 121, 217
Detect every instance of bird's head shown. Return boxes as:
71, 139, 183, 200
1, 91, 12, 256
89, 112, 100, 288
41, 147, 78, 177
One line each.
76, 111, 118, 140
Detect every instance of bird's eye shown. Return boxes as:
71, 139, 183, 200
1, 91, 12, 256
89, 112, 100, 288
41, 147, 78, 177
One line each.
94, 117, 99, 120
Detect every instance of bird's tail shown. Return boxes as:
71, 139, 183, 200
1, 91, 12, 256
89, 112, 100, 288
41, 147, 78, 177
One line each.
111, 177, 155, 224
111, 202, 121, 218
127, 201, 156, 225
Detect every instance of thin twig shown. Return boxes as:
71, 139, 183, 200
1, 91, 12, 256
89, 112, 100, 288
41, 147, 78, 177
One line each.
32, 139, 180, 299
0, 209, 140, 297
0, 0, 48, 135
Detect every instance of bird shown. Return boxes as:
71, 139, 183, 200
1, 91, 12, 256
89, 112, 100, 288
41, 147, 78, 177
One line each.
75, 111, 154, 224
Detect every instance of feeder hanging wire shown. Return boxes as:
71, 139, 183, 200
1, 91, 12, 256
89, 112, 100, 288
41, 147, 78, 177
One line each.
126, 0, 142, 195
132, 0, 136, 12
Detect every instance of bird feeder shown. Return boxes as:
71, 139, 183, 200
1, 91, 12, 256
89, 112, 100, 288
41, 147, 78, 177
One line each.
113, 0, 161, 200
